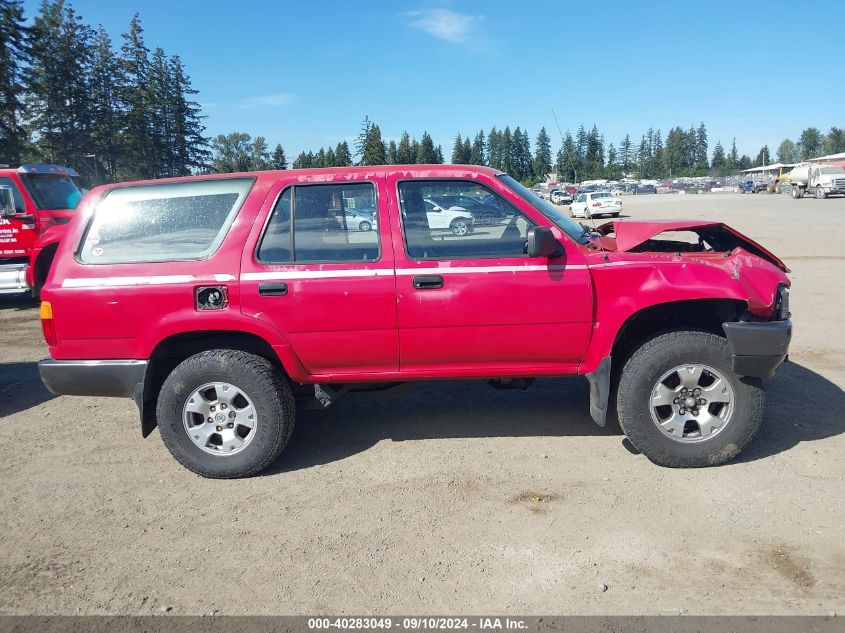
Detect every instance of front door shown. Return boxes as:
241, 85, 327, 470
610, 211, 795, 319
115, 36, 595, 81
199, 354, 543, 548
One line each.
240, 173, 398, 376
0, 176, 37, 259
387, 173, 594, 375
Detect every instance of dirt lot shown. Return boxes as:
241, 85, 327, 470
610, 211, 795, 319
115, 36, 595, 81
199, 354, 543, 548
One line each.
0, 192, 843, 616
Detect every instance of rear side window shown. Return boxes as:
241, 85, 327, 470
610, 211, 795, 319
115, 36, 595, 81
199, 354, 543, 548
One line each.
79, 178, 253, 264
257, 182, 379, 263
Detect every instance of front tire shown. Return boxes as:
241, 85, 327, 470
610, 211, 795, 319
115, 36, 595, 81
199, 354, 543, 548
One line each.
359, 220, 372, 232
157, 350, 295, 478
616, 331, 764, 468
816, 187, 827, 199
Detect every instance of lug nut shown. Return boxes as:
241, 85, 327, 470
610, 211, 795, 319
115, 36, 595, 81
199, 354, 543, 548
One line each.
216, 426, 222, 432
207, 417, 213, 423
210, 406, 216, 412
228, 411, 236, 418
227, 422, 234, 429
220, 404, 227, 409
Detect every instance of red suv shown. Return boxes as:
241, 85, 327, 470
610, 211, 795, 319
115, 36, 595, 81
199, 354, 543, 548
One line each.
37, 166, 791, 478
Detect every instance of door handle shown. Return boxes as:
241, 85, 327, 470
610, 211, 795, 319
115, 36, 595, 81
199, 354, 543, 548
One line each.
258, 282, 288, 296
413, 275, 444, 290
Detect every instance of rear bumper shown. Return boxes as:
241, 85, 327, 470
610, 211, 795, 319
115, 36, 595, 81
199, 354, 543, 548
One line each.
722, 319, 792, 378
39, 359, 147, 399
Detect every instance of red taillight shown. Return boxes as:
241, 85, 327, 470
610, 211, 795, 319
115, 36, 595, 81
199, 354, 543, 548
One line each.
40, 301, 57, 346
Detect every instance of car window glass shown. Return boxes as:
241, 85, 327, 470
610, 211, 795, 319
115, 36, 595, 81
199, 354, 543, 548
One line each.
258, 182, 378, 263
398, 180, 534, 260
0, 177, 26, 213
80, 178, 253, 264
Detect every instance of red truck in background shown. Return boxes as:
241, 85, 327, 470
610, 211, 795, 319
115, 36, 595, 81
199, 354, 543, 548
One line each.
0, 164, 84, 296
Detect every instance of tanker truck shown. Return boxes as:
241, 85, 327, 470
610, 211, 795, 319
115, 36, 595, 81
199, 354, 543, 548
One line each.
789, 162, 845, 199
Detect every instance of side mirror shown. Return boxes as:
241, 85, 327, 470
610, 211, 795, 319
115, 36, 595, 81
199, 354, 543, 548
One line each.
0, 186, 15, 218
526, 226, 563, 258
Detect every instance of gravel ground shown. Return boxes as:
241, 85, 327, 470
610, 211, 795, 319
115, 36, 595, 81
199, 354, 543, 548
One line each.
0, 192, 843, 615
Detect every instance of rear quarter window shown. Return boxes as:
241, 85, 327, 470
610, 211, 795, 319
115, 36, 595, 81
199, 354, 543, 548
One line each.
79, 178, 254, 264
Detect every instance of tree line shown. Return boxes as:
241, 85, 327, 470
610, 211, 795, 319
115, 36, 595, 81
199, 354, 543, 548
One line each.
0, 0, 208, 183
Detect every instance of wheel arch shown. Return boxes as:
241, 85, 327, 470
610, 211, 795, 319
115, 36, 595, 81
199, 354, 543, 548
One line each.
139, 329, 302, 438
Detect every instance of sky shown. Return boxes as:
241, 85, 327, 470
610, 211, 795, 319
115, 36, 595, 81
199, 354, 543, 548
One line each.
22, 0, 844, 160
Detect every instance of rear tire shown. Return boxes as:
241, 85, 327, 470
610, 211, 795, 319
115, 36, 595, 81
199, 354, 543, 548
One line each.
616, 330, 764, 468
157, 350, 295, 478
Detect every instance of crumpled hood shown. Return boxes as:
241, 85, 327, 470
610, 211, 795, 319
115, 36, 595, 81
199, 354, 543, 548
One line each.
592, 220, 788, 272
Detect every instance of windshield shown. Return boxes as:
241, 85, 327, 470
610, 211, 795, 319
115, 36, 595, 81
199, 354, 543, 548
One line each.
498, 174, 589, 244
21, 174, 83, 210
819, 167, 845, 175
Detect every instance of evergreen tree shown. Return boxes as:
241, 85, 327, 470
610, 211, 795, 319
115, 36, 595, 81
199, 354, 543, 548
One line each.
0, 0, 29, 165
410, 138, 420, 163
325, 146, 336, 167
728, 138, 739, 170
585, 125, 603, 179
619, 134, 633, 174
292, 151, 308, 169
555, 132, 578, 183
500, 126, 513, 174
711, 141, 727, 176
695, 122, 709, 173
738, 155, 752, 171
315, 147, 326, 168
271, 143, 287, 169
355, 115, 372, 164
514, 126, 532, 182
167, 54, 209, 175
118, 13, 151, 179
470, 130, 485, 165
754, 145, 770, 167
462, 138, 471, 164
434, 144, 444, 164
396, 131, 413, 164
387, 139, 397, 164
335, 140, 352, 167
532, 127, 552, 182
28, 0, 95, 173
361, 123, 386, 165
637, 135, 649, 176
486, 127, 501, 169
146, 47, 172, 177
575, 124, 587, 160
416, 131, 437, 163
451, 132, 465, 164
88, 25, 122, 182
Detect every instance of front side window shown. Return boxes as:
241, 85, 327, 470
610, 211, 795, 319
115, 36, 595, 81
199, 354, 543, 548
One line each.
257, 182, 379, 263
0, 177, 26, 213
79, 178, 253, 264
398, 179, 533, 260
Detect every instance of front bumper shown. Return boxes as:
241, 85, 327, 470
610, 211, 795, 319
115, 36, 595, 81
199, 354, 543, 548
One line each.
39, 359, 147, 399
722, 319, 792, 378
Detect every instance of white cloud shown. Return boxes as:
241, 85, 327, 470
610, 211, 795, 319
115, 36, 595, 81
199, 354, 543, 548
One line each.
405, 9, 483, 44
239, 93, 297, 109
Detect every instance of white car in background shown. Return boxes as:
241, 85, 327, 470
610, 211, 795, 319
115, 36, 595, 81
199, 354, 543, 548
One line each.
570, 191, 623, 218
423, 199, 476, 236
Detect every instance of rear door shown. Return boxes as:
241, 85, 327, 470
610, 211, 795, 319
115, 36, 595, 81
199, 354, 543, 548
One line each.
240, 172, 398, 376
0, 175, 37, 259
387, 172, 593, 375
